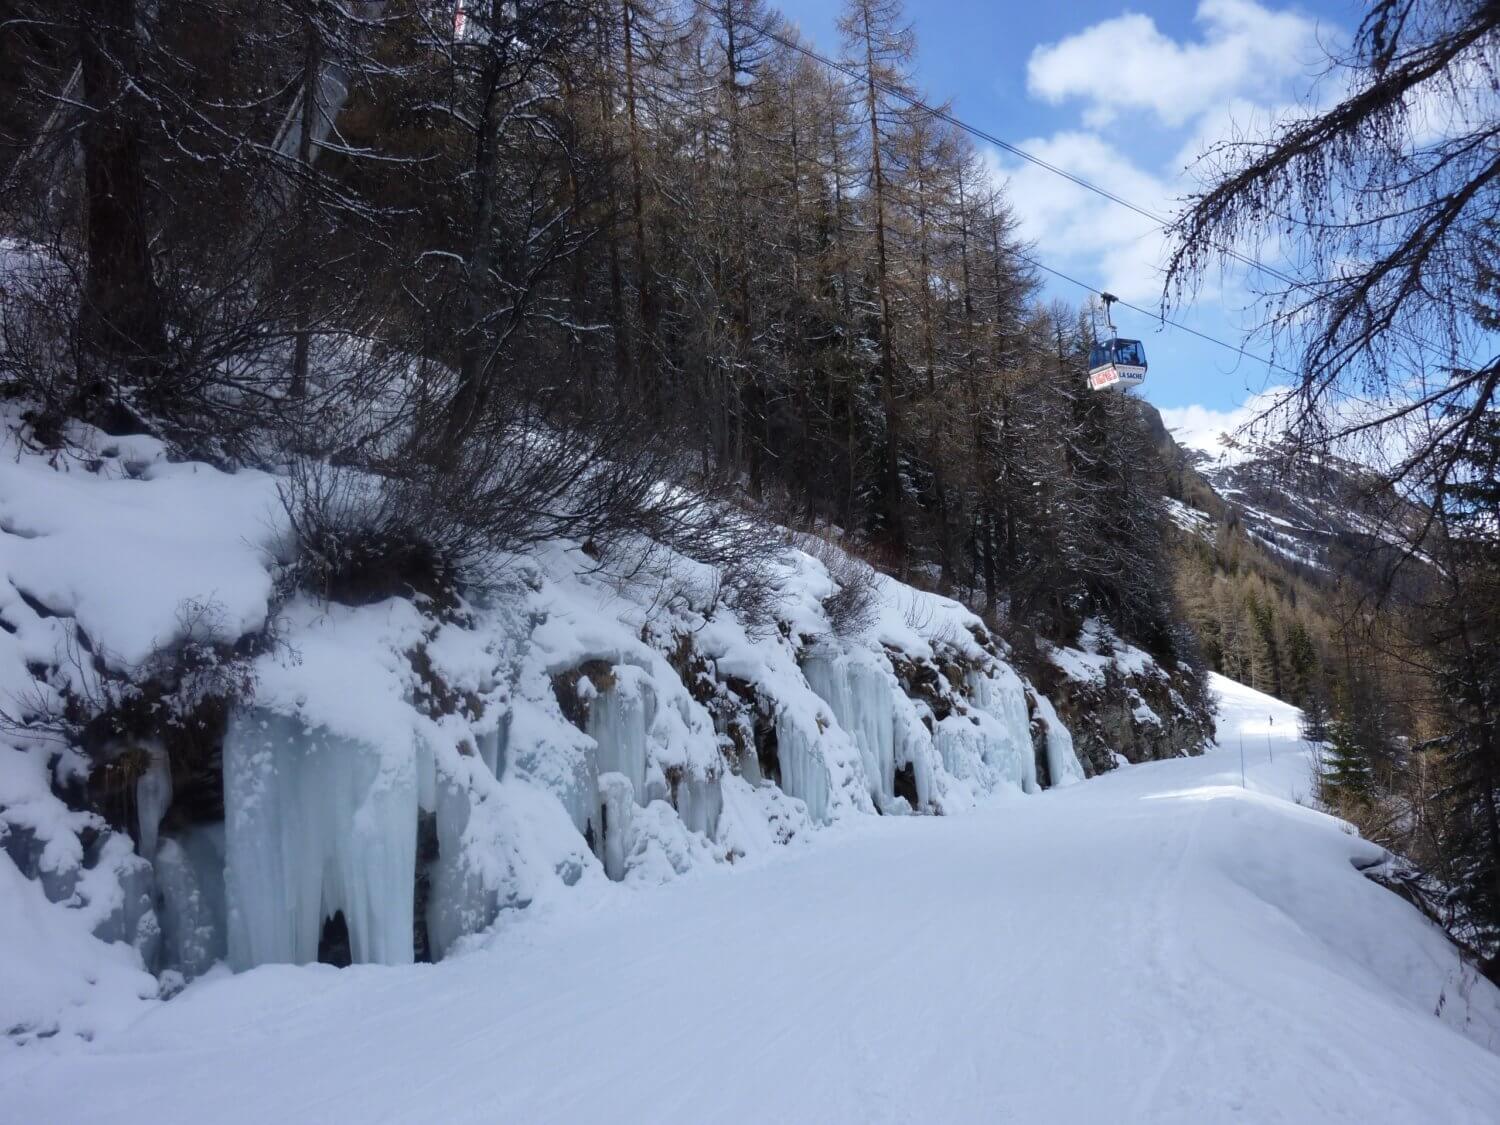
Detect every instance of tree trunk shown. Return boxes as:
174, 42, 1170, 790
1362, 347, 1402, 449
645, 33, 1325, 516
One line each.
860, 14, 903, 558
78, 0, 166, 399
290, 6, 323, 400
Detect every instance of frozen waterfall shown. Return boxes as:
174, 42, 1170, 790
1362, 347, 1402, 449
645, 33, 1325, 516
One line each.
584, 671, 655, 807
134, 744, 173, 862
1030, 693, 1086, 787
223, 708, 418, 969
154, 824, 227, 981
802, 655, 896, 807
962, 667, 1040, 793
425, 773, 500, 962
774, 710, 831, 823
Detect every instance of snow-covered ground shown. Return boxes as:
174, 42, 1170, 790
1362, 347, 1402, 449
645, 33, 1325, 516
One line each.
3, 674, 1497, 1124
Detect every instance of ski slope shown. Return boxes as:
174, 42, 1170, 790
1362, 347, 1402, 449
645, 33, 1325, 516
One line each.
4, 675, 1498, 1123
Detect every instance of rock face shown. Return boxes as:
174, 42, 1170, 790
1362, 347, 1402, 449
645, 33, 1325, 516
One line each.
1048, 670, 1214, 775
1038, 621, 1215, 776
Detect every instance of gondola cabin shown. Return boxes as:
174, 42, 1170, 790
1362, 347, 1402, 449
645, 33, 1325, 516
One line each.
1087, 338, 1147, 392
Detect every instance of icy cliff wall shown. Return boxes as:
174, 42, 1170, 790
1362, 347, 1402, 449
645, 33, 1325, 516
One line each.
0, 417, 1087, 1042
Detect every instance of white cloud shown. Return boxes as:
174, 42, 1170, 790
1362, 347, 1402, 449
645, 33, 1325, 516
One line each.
1159, 387, 1294, 462
1026, 0, 1325, 127
986, 133, 1174, 303
1161, 386, 1426, 472
987, 2, 1347, 330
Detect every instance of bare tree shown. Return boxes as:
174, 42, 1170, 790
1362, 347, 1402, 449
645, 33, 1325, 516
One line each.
1166, 0, 1499, 514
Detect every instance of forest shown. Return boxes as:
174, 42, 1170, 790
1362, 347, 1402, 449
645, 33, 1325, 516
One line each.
0, 0, 1187, 658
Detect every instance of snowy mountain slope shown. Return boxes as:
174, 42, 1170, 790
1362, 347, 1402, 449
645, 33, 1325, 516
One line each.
0, 409, 1084, 1043
1151, 398, 1431, 581
3, 675, 1497, 1124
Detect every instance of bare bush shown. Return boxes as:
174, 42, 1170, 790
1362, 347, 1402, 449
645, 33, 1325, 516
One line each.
279, 388, 792, 618
606, 499, 788, 633
277, 457, 468, 609
798, 534, 882, 639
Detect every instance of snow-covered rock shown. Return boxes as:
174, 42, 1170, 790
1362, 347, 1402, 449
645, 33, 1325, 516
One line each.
0, 413, 1091, 1042
1044, 619, 1215, 773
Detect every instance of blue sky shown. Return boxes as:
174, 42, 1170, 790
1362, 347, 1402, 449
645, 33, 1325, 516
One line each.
780, 0, 1360, 429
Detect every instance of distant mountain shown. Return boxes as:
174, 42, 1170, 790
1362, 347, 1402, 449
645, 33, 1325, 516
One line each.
1140, 399, 1432, 589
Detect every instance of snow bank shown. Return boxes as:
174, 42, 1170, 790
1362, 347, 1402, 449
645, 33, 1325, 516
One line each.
0, 415, 1082, 1046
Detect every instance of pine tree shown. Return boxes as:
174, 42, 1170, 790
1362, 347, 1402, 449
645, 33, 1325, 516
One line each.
1423, 407, 1500, 963
1322, 711, 1374, 803
1298, 691, 1331, 744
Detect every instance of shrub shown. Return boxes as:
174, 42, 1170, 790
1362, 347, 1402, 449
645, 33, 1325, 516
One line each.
798, 534, 881, 640
277, 457, 466, 609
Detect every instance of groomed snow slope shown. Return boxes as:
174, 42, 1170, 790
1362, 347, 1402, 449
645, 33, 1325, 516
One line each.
3, 675, 1498, 1123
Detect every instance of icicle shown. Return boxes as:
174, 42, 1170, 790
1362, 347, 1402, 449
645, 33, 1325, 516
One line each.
425, 774, 499, 961
585, 675, 653, 807
676, 775, 722, 840
803, 655, 896, 806
416, 739, 437, 814
551, 736, 602, 853
476, 711, 509, 779
774, 712, 831, 824
154, 824, 226, 980
597, 773, 635, 881
134, 744, 173, 862
1031, 692, 1086, 787
967, 667, 1040, 793
223, 708, 418, 969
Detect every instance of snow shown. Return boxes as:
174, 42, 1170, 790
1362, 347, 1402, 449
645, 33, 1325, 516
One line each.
4, 405, 1493, 1118
1, 415, 1087, 1027
0, 836, 158, 1045
1165, 496, 1215, 539
0, 419, 281, 670
6, 674, 1495, 1122
1048, 617, 1157, 686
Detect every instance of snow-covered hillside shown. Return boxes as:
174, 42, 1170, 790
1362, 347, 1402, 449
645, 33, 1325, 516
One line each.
4, 674, 1497, 1124
1160, 403, 1430, 580
0, 410, 1089, 1043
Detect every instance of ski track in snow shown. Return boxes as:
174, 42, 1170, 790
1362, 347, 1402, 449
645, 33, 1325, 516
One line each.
4, 675, 1500, 1123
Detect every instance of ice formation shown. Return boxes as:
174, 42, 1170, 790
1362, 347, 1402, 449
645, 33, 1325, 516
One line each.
89, 840, 160, 969
675, 775, 722, 839
476, 718, 507, 779
223, 708, 418, 969
153, 825, 226, 980
951, 666, 1040, 793
133, 745, 173, 862
0, 421, 1109, 1026
802, 655, 897, 807
425, 773, 500, 962
773, 710, 832, 824
1030, 693, 1086, 787
584, 669, 655, 806
597, 773, 636, 882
